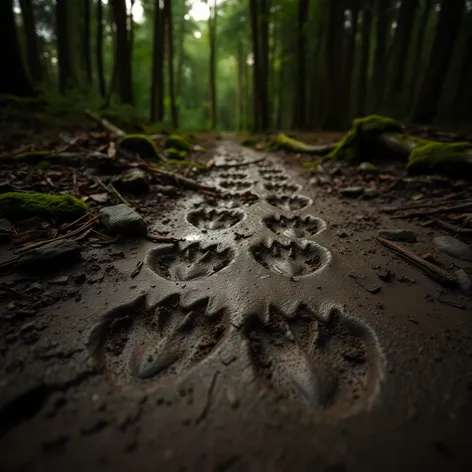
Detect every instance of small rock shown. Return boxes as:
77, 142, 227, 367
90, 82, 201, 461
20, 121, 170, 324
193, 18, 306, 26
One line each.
100, 204, 147, 237
113, 169, 149, 194
363, 188, 379, 199
455, 269, 472, 296
358, 162, 377, 173
434, 236, 472, 262
0, 218, 13, 232
16, 240, 81, 271
89, 193, 109, 203
49, 275, 70, 285
349, 271, 381, 294
336, 230, 349, 238
339, 186, 364, 198
376, 267, 393, 282
377, 229, 417, 243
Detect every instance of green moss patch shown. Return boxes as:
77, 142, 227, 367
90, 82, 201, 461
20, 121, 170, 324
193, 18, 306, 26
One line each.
164, 134, 191, 152
407, 142, 472, 178
329, 115, 404, 162
0, 192, 87, 223
118, 134, 161, 160
164, 147, 188, 160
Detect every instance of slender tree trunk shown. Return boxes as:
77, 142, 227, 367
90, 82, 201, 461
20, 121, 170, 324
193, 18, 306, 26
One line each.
324, 0, 345, 129
164, 0, 178, 128
208, 0, 217, 130
260, 0, 270, 129
412, 0, 466, 124
249, 0, 261, 130
83, 0, 92, 85
343, 1, 359, 121
19, 0, 43, 85
176, 14, 185, 100
110, 0, 133, 104
372, 0, 390, 111
96, 0, 106, 97
294, 0, 309, 129
236, 38, 243, 130
150, 0, 161, 121
56, 0, 72, 93
388, 0, 420, 97
356, 1, 373, 118
408, 0, 433, 108
129, 0, 135, 101
0, 0, 33, 96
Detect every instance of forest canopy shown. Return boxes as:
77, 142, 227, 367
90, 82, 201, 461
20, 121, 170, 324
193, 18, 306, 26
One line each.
2, 0, 472, 132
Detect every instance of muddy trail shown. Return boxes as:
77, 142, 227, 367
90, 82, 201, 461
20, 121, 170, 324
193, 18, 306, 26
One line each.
1, 140, 472, 471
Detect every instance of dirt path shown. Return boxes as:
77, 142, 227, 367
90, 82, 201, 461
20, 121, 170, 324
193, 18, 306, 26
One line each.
1, 141, 472, 471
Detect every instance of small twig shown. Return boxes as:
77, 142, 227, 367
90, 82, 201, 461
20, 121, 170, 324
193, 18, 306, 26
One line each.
434, 219, 472, 236
131, 261, 144, 278
95, 177, 132, 207
392, 202, 472, 219
85, 109, 126, 138
376, 236, 457, 288
91, 229, 116, 242
61, 212, 95, 232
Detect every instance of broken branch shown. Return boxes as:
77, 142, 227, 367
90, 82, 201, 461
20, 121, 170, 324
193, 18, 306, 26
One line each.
85, 109, 126, 138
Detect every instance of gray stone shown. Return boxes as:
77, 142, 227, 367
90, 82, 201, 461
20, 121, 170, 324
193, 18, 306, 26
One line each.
17, 239, 81, 271
339, 186, 364, 198
377, 229, 417, 243
0, 218, 13, 232
455, 269, 472, 296
363, 188, 380, 199
358, 162, 377, 173
113, 169, 149, 194
100, 204, 147, 237
434, 236, 472, 262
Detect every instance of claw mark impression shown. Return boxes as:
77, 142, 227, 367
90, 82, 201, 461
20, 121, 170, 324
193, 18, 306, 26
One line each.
187, 209, 244, 231
264, 214, 326, 238
147, 241, 233, 281
266, 194, 312, 212
264, 182, 301, 193
219, 180, 253, 191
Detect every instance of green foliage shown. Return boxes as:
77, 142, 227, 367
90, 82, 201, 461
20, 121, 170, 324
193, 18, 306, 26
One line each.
164, 134, 191, 152
164, 147, 188, 159
0, 192, 87, 222
118, 134, 161, 160
329, 115, 404, 162
407, 142, 472, 178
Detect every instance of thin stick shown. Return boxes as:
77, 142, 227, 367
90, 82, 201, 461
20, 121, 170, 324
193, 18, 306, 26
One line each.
85, 109, 126, 138
95, 177, 132, 207
392, 202, 472, 219
376, 236, 457, 287
61, 212, 95, 232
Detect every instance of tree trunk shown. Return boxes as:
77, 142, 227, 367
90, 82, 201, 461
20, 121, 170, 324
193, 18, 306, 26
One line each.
164, 0, 178, 128
294, 0, 309, 129
408, 0, 433, 108
110, 0, 133, 104
150, 0, 162, 121
324, 0, 345, 129
388, 0, 420, 97
96, 0, 106, 97
129, 0, 135, 99
0, 0, 33, 96
56, 0, 72, 93
19, 0, 43, 85
176, 14, 186, 100
372, 0, 390, 111
412, 0, 466, 124
208, 0, 217, 130
343, 1, 359, 121
356, 1, 373, 118
83, 0, 92, 85
236, 37, 243, 131
249, 0, 261, 130
260, 0, 270, 129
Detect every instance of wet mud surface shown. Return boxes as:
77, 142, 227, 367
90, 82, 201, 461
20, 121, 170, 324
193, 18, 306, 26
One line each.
1, 142, 472, 471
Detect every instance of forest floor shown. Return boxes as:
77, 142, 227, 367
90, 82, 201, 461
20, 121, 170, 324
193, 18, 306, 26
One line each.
1, 123, 472, 471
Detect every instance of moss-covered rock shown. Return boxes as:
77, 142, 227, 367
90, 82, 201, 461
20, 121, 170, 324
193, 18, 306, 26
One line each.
164, 147, 188, 160
0, 192, 87, 223
407, 142, 472, 178
164, 134, 191, 152
328, 115, 404, 162
118, 134, 161, 160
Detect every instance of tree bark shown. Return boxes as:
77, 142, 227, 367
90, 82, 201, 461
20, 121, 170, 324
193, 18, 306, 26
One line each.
408, 0, 433, 108
260, 0, 270, 129
110, 0, 133, 104
249, 0, 261, 130
324, 0, 345, 129
412, 0, 466, 124
208, 0, 217, 130
0, 0, 33, 96
56, 0, 72, 93
19, 0, 43, 85
83, 0, 92, 85
356, 1, 373, 118
388, 0, 420, 97
372, 0, 390, 111
164, 0, 178, 128
96, 0, 106, 97
294, 0, 309, 129
343, 0, 359, 121
150, 0, 161, 121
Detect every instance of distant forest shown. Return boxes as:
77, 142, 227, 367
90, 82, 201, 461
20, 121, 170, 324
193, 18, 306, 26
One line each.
1, 0, 472, 131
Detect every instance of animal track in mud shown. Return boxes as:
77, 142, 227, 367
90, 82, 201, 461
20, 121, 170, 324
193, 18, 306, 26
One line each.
259, 167, 283, 177
244, 305, 380, 413
202, 191, 259, 209
262, 174, 288, 183
264, 214, 326, 239
264, 182, 301, 193
250, 240, 330, 277
89, 295, 227, 385
187, 209, 244, 231
219, 180, 253, 191
266, 194, 312, 212
147, 241, 233, 281
219, 172, 248, 180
